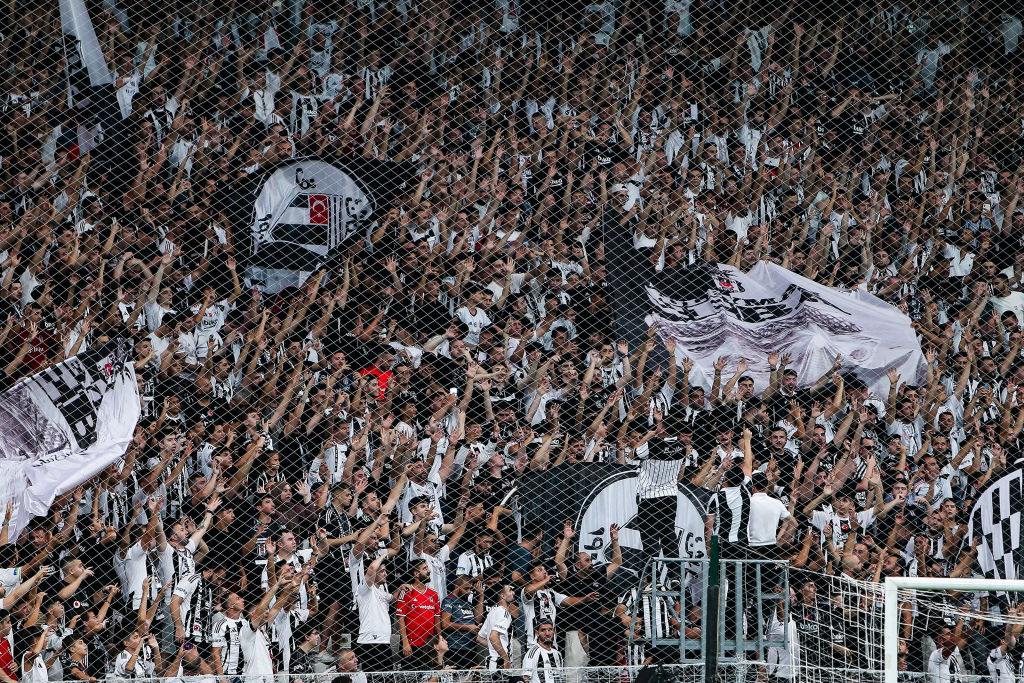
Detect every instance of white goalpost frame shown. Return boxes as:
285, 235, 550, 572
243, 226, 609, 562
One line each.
883, 576, 1024, 683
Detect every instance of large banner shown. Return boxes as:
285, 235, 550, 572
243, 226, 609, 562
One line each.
0, 339, 139, 541
967, 467, 1024, 580
646, 261, 927, 395
246, 158, 374, 293
517, 464, 710, 577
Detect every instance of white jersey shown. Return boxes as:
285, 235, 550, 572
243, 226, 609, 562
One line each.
355, 578, 393, 644
987, 646, 1015, 683
210, 617, 245, 675
479, 604, 514, 667
927, 647, 963, 683
455, 306, 491, 346
521, 588, 567, 646
239, 619, 275, 681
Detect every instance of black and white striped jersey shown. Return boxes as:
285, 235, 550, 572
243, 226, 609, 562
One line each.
171, 571, 214, 643
522, 644, 565, 683
636, 438, 689, 499
709, 478, 752, 544
211, 617, 246, 675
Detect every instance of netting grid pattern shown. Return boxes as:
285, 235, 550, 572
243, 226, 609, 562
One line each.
0, 0, 1019, 681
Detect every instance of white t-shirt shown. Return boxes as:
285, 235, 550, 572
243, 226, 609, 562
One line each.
239, 619, 275, 679
419, 545, 452, 599
747, 492, 790, 546
456, 306, 492, 346
356, 578, 393, 643
479, 605, 513, 664
121, 542, 170, 609
0, 568, 22, 594
927, 646, 963, 683
990, 291, 1024, 322
114, 649, 155, 678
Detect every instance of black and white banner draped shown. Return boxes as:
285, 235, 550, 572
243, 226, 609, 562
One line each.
518, 464, 710, 577
645, 261, 927, 396
967, 467, 1024, 580
0, 339, 139, 541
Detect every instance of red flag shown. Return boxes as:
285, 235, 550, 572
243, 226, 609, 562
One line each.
308, 195, 329, 225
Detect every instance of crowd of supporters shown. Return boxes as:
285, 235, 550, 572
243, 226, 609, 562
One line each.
0, 0, 1021, 681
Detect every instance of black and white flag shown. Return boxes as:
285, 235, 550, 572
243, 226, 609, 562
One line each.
0, 339, 139, 541
968, 467, 1024, 580
646, 261, 927, 396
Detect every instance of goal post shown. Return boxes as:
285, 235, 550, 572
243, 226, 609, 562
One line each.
883, 576, 1024, 683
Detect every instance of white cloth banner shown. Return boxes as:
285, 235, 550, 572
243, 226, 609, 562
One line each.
647, 261, 927, 396
0, 339, 139, 541
60, 0, 112, 86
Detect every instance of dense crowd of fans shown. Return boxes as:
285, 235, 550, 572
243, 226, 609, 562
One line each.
0, 0, 1023, 681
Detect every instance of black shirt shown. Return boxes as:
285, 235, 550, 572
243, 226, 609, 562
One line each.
289, 647, 314, 676
557, 569, 610, 633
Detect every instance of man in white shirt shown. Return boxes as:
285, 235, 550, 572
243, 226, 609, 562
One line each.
456, 287, 493, 347
989, 273, 1024, 321
114, 631, 160, 679
986, 609, 1021, 683
354, 554, 404, 672
747, 472, 793, 549
927, 619, 966, 683
746, 472, 795, 600
478, 584, 517, 670
239, 579, 289, 683
416, 521, 467, 601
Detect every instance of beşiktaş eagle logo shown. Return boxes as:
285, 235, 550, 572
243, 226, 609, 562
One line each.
574, 472, 708, 575
646, 263, 862, 356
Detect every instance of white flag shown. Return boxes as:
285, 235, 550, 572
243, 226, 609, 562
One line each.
647, 261, 927, 396
0, 339, 138, 541
60, 0, 112, 86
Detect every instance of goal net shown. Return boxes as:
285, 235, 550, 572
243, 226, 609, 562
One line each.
781, 574, 1024, 683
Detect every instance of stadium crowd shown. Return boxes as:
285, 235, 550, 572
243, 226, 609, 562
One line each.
0, 0, 1021, 681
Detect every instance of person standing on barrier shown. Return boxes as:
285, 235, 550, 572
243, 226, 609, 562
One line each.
746, 470, 796, 597
522, 621, 564, 683
633, 408, 690, 565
